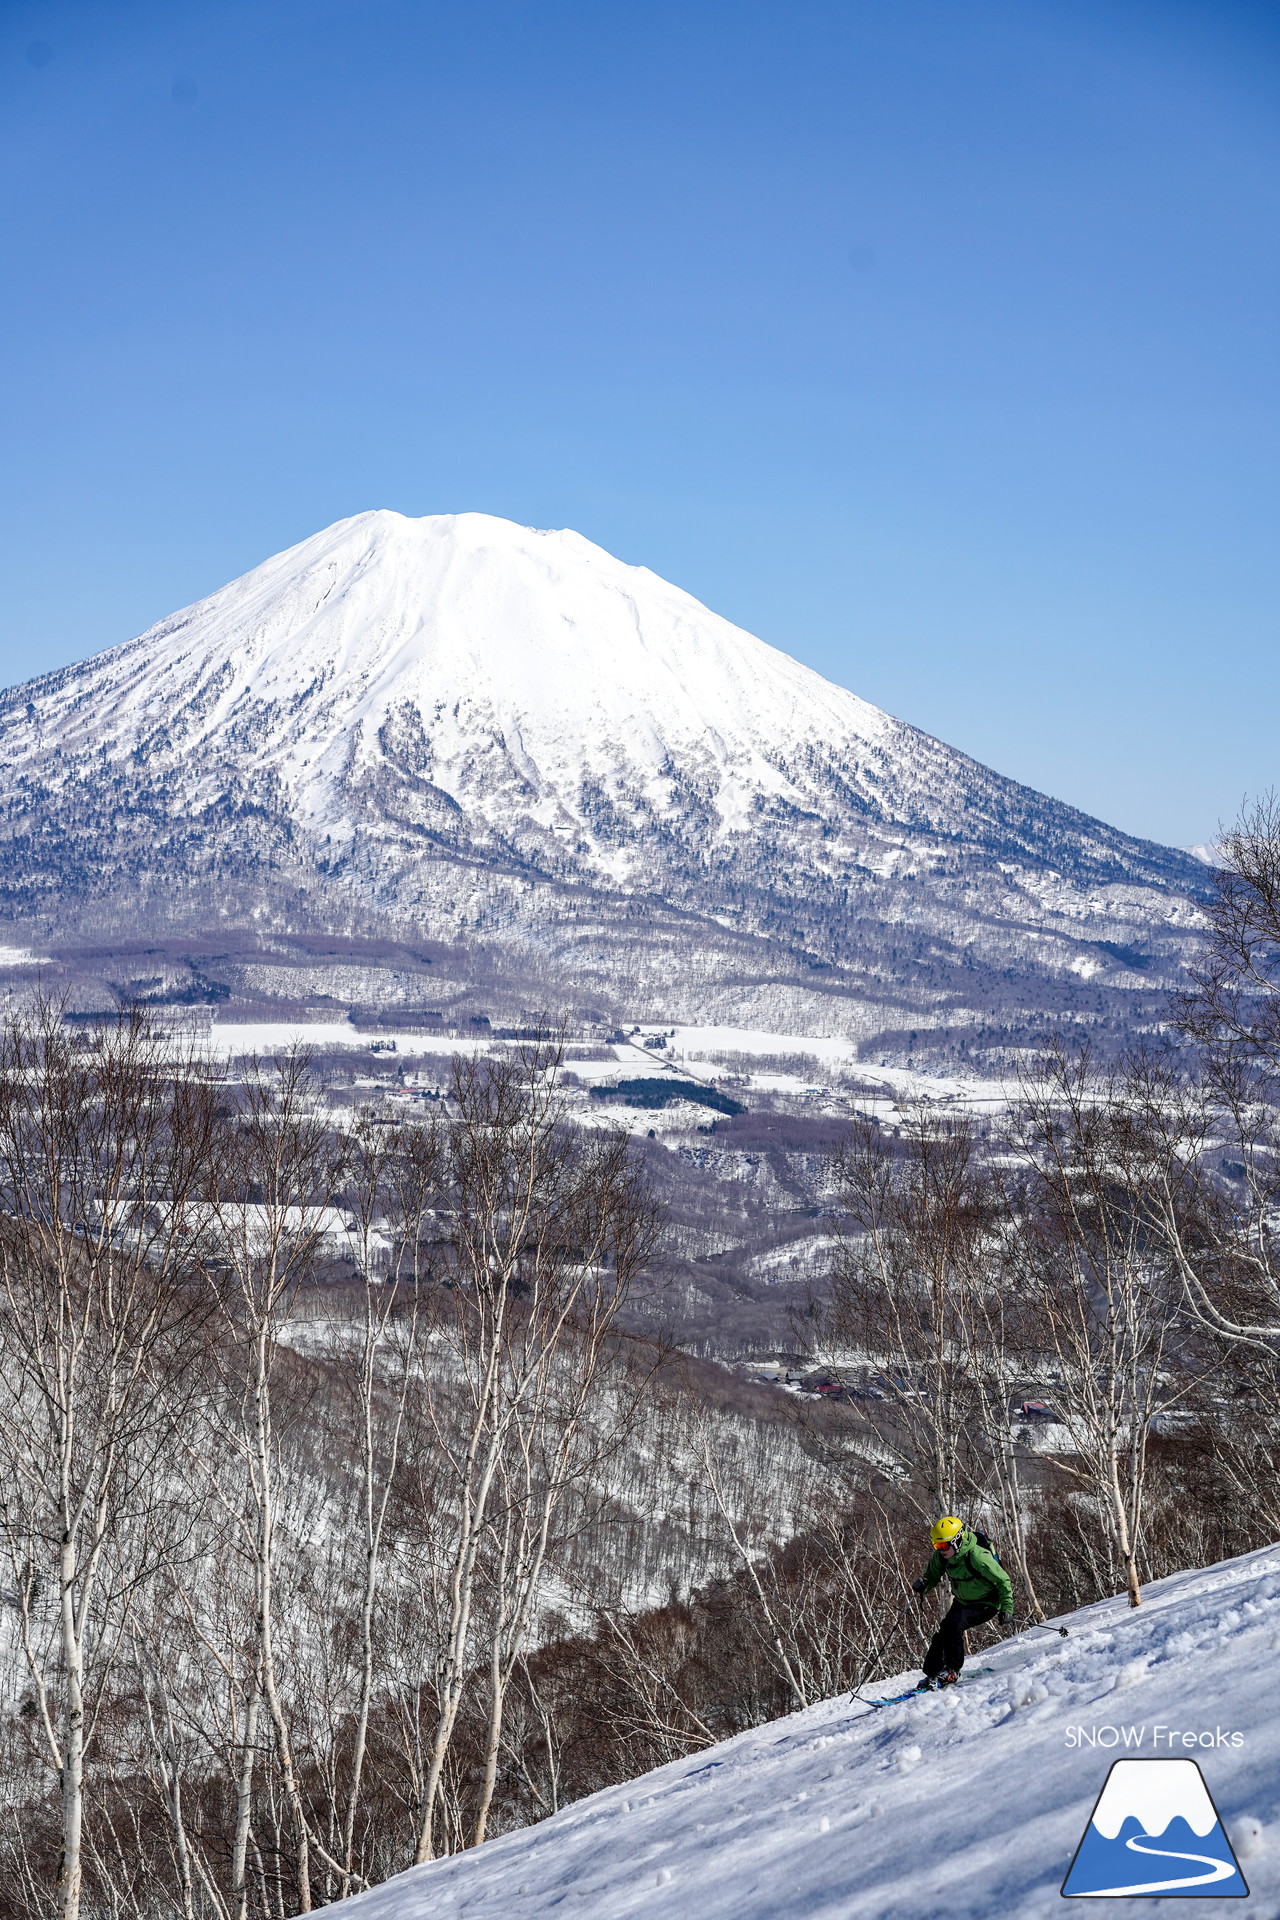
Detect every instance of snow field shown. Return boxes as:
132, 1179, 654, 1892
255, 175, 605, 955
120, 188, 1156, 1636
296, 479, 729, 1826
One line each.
194, 1018, 1016, 1112
326, 1543, 1280, 1920
198, 1023, 494, 1060
665, 1026, 1019, 1114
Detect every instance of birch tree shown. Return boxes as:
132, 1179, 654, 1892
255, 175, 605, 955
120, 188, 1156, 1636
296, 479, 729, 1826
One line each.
0, 1006, 219, 1920
1009, 1047, 1188, 1608
200, 1049, 346, 1918
412, 1037, 658, 1860
826, 1107, 991, 1517
332, 1111, 442, 1889
1131, 796, 1280, 1358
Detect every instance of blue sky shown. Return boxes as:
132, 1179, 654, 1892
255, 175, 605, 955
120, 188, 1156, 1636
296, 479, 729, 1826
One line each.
2, 0, 1276, 848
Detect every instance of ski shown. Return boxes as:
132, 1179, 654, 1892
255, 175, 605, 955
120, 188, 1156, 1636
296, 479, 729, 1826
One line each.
855, 1666, 996, 1709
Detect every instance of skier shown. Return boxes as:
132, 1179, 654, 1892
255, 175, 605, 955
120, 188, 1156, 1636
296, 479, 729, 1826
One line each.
911, 1515, 1014, 1689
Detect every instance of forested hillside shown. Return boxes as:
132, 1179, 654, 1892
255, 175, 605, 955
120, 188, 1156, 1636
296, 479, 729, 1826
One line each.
0, 808, 1275, 1920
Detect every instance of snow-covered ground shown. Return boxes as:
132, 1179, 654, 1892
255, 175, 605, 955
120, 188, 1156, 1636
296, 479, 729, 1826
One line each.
328, 1545, 1280, 1919
200, 1023, 494, 1060
666, 1025, 1018, 1114
195, 1018, 1018, 1116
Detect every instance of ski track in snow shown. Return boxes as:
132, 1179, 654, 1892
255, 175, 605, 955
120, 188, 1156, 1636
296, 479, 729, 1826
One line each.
325, 1545, 1280, 1919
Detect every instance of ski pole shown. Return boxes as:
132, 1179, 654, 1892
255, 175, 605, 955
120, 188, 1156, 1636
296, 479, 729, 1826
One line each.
847, 1593, 916, 1704
1011, 1618, 1069, 1638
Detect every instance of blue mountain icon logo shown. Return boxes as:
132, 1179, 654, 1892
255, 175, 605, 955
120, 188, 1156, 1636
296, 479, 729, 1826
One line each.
1062, 1758, 1248, 1897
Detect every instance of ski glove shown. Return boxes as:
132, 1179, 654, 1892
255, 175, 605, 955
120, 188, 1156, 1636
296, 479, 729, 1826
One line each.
998, 1611, 1014, 1625
911, 1577, 926, 1595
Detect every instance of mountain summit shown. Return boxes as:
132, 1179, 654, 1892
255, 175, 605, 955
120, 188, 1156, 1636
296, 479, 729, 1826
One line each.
0, 511, 1203, 1053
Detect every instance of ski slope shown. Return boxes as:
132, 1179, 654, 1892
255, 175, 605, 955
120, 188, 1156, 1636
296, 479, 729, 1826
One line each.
331, 1545, 1280, 1918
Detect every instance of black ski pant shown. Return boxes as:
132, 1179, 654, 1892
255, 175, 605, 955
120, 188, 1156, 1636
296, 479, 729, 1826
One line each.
923, 1600, 999, 1679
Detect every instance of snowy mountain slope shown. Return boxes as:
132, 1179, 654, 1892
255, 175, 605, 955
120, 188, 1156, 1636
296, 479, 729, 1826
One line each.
327, 1544, 1280, 1919
0, 513, 897, 865
0, 512, 1206, 1050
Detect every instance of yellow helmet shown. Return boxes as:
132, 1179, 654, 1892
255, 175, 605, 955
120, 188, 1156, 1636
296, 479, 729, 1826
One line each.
930, 1515, 964, 1548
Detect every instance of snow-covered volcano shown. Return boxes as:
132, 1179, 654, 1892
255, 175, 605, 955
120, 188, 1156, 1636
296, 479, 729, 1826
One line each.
0, 512, 1205, 1048
7, 511, 896, 880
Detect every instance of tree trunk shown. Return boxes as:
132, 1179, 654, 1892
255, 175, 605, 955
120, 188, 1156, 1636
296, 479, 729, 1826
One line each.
252, 1331, 312, 1914
472, 1635, 505, 1848
58, 1533, 84, 1920
1110, 1446, 1142, 1607
230, 1668, 261, 1920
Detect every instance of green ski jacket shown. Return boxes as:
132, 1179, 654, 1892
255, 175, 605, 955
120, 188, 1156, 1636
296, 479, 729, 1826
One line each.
919, 1528, 1014, 1612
